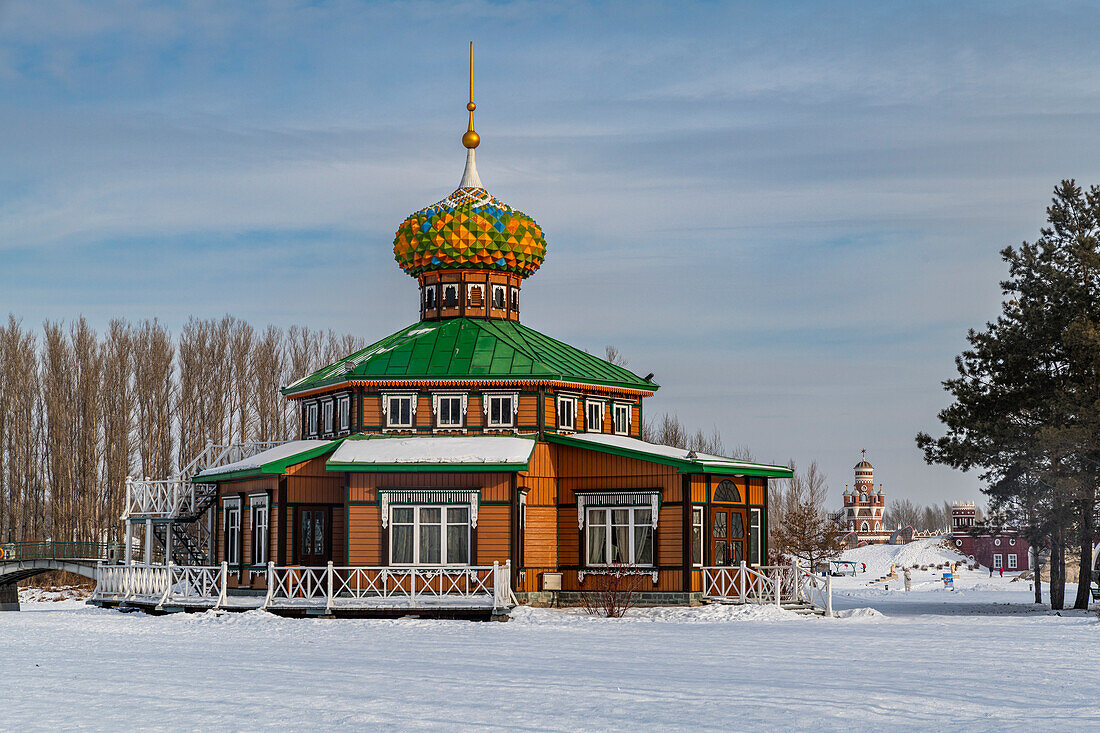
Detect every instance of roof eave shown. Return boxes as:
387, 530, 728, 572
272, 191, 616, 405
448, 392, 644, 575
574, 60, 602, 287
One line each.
326, 461, 529, 473
544, 433, 792, 478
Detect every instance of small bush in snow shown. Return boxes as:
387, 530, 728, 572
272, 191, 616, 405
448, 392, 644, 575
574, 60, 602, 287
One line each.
580, 564, 640, 619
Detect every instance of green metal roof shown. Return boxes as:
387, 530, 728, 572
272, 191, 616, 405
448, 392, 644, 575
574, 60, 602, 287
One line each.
544, 433, 793, 478
282, 319, 658, 395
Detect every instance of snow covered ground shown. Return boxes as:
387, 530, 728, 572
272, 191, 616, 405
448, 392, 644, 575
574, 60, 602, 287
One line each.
4, 545, 1099, 731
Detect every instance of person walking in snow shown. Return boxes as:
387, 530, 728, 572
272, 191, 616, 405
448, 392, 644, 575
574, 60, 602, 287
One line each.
989, 565, 993, 577
998, 566, 1003, 578
861, 562, 866, 574
903, 567, 912, 592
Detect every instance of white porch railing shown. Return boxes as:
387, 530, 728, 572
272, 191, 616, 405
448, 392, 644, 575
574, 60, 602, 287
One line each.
92, 563, 227, 609
93, 561, 517, 613
702, 562, 832, 616
262, 561, 515, 612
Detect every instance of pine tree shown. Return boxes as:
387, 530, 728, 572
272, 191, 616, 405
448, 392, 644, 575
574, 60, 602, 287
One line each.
917, 180, 1100, 610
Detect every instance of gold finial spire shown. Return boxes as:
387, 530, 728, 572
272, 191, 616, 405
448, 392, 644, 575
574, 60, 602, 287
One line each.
462, 41, 480, 149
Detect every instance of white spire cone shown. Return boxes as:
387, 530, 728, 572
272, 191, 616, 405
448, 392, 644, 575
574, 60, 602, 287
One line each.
458, 148, 482, 189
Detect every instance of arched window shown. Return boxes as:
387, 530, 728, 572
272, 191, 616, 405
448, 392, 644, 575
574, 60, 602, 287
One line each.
860, 521, 870, 532
860, 491, 868, 503
713, 480, 741, 503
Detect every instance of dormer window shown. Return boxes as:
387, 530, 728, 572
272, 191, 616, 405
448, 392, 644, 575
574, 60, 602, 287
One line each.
424, 286, 437, 309
322, 400, 334, 434
492, 285, 506, 309
384, 393, 416, 429
338, 395, 350, 431
585, 400, 604, 433
510, 287, 519, 312
443, 285, 459, 308
557, 395, 577, 431
468, 285, 483, 308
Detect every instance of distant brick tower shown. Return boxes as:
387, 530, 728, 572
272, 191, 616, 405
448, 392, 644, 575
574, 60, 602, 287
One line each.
841, 450, 887, 544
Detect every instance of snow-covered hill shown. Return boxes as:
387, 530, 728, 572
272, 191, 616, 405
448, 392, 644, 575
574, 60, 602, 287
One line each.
840, 537, 968, 578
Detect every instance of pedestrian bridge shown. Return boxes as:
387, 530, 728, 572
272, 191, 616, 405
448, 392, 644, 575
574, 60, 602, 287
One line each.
0, 541, 111, 611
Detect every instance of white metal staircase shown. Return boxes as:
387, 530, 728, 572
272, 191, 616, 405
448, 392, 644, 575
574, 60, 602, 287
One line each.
122, 441, 288, 566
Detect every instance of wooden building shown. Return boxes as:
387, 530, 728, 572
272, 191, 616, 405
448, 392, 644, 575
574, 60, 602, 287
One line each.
192, 71, 792, 607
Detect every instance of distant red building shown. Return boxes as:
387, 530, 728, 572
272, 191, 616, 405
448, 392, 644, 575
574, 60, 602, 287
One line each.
836, 451, 890, 546
951, 502, 1031, 571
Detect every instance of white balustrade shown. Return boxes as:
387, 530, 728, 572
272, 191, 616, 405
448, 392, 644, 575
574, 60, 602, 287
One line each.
701, 563, 833, 616
94, 561, 516, 613
262, 561, 513, 611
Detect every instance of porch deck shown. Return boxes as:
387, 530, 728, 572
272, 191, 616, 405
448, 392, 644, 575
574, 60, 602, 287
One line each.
91, 561, 516, 619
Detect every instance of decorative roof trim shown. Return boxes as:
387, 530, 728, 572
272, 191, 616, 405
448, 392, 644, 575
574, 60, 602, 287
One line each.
575, 490, 661, 530
380, 489, 480, 529
285, 378, 657, 401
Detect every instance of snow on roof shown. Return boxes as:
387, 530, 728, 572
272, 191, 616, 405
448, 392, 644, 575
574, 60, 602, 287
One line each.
194, 440, 332, 478
561, 433, 780, 470
329, 435, 536, 467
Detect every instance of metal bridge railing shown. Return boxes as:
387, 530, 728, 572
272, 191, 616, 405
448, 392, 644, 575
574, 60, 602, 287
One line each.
0, 541, 112, 562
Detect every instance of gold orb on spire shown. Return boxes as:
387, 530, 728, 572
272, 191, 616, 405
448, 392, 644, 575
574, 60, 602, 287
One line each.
463, 41, 480, 149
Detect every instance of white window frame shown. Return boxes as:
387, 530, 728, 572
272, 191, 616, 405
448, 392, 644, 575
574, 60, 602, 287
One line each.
749, 507, 763, 566
338, 395, 350, 431
383, 393, 416, 429
388, 504, 471, 566
224, 499, 241, 566
612, 403, 631, 435
510, 287, 519, 312
432, 393, 467, 429
585, 399, 604, 433
492, 284, 506, 309
249, 495, 269, 565
691, 506, 704, 567
993, 553, 1003, 569
1007, 553, 1017, 569
557, 395, 577, 431
322, 399, 334, 434
305, 403, 319, 437
483, 392, 518, 429
584, 506, 654, 567
424, 284, 437, 310
442, 284, 459, 308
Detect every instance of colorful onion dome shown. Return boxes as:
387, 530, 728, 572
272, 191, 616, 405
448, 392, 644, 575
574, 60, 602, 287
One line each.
393, 42, 547, 279
392, 153, 548, 278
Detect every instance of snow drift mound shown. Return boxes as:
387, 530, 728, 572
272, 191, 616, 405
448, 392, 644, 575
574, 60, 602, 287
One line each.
840, 537, 967, 578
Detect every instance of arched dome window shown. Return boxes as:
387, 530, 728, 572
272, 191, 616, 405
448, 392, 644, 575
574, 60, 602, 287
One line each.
713, 480, 741, 503
860, 491, 868, 503
860, 521, 870, 533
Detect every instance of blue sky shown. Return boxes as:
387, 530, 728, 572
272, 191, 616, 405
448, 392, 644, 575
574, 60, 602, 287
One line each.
3, 0, 1100, 508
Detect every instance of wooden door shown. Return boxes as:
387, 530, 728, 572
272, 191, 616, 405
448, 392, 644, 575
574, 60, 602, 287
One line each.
297, 506, 329, 566
710, 506, 746, 566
